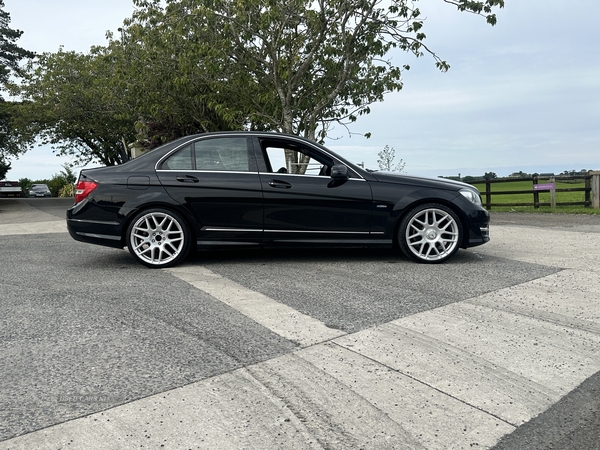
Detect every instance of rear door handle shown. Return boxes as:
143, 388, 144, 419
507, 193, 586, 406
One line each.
268, 180, 292, 189
176, 175, 199, 183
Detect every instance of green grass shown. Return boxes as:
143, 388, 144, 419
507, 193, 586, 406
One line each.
469, 179, 598, 214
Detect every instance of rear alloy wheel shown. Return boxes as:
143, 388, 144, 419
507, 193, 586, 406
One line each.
398, 203, 462, 263
126, 209, 191, 268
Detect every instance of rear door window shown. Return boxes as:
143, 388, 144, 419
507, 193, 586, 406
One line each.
194, 138, 250, 172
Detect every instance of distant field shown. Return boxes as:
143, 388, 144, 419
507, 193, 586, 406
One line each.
469, 179, 595, 213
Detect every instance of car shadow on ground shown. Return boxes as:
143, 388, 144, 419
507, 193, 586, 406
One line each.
74, 245, 500, 270
188, 246, 488, 266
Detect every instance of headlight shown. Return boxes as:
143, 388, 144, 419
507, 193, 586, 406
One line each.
459, 189, 482, 205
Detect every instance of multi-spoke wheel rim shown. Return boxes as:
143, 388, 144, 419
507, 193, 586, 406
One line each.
405, 208, 459, 262
129, 212, 185, 266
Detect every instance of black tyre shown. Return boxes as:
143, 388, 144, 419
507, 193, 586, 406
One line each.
398, 203, 463, 263
126, 208, 191, 268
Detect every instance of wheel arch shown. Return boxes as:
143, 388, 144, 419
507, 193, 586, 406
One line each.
392, 197, 470, 248
119, 202, 198, 248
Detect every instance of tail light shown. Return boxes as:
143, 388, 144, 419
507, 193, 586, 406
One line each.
75, 181, 98, 203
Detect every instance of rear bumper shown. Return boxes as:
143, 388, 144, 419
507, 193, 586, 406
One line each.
67, 218, 124, 249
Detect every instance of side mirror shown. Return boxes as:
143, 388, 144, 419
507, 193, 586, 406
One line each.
330, 164, 349, 180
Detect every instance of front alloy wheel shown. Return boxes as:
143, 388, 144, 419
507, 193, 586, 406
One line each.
126, 209, 191, 268
398, 203, 462, 263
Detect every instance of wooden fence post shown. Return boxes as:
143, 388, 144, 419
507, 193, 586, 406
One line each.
585, 176, 591, 206
533, 176, 539, 208
549, 176, 556, 209
590, 171, 600, 209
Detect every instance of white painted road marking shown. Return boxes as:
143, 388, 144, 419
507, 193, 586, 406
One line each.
0, 220, 66, 236
167, 265, 346, 347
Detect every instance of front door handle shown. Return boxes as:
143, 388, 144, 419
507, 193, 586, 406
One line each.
176, 175, 199, 183
268, 180, 292, 189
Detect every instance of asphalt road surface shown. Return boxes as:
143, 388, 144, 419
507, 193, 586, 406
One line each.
1, 198, 599, 449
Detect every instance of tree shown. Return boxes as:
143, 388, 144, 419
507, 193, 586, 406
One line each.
0, 99, 19, 156
17, 49, 137, 165
0, 0, 34, 87
18, 177, 31, 193
123, 0, 503, 172
1, 2, 34, 162
59, 163, 77, 185
462, 175, 483, 183
509, 171, 529, 178
107, 13, 245, 149
483, 171, 497, 180
14, 14, 246, 165
377, 145, 405, 172
45, 172, 70, 197
0, 156, 9, 179
15, 0, 503, 167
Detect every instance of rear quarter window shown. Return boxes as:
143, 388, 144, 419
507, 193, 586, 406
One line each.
161, 145, 193, 170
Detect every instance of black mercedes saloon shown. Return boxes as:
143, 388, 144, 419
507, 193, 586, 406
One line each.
67, 132, 490, 268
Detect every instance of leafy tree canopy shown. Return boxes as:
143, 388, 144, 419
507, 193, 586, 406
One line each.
0, 155, 9, 178
0, 0, 34, 87
509, 171, 529, 178
124, 0, 503, 142
17, 49, 137, 165
0, 98, 21, 155
13, 0, 503, 166
0, 1, 34, 163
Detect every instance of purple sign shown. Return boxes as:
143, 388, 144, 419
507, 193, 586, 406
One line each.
534, 183, 555, 191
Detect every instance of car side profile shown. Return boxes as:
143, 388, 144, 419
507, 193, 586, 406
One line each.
67, 132, 489, 268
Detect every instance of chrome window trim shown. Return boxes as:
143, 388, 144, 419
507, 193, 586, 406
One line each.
155, 169, 366, 180
258, 172, 366, 181
153, 133, 365, 180
154, 134, 253, 172
156, 169, 259, 175
155, 141, 197, 171
259, 135, 365, 180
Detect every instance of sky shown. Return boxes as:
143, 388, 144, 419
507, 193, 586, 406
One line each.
3, 0, 600, 180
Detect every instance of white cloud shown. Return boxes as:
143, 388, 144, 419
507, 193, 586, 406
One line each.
4, 0, 135, 53
6, 145, 95, 181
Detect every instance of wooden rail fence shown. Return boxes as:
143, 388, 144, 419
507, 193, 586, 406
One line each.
467, 171, 600, 211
